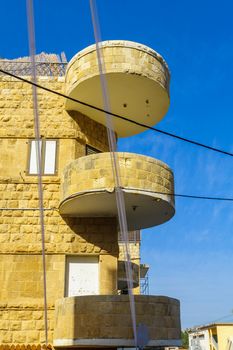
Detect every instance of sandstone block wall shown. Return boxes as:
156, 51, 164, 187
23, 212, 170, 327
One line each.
54, 295, 181, 347
61, 152, 174, 204
65, 40, 170, 95
0, 75, 118, 345
118, 241, 140, 293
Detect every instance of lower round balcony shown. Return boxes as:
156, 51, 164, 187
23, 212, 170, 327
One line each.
59, 152, 175, 230
53, 295, 181, 348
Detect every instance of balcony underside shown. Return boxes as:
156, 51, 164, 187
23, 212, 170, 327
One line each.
59, 189, 174, 230
65, 40, 170, 137
59, 153, 175, 230
65, 73, 169, 137
53, 295, 181, 348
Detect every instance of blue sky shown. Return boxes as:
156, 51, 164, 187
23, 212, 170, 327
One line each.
1, 1, 233, 328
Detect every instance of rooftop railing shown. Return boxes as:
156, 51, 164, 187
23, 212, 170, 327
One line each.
0, 61, 67, 77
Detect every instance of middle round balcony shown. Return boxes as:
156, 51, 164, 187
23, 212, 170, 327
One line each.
59, 152, 175, 230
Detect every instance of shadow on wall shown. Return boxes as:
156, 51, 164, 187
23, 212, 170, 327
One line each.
67, 110, 109, 153
62, 216, 119, 257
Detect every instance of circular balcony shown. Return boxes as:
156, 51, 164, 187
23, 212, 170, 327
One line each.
59, 152, 175, 230
65, 40, 170, 137
53, 295, 181, 348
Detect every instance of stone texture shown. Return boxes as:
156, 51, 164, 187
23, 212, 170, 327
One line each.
61, 152, 174, 202
64, 40, 170, 137
66, 40, 170, 95
0, 74, 117, 346
117, 260, 139, 289
118, 238, 140, 293
0, 41, 180, 348
53, 295, 181, 347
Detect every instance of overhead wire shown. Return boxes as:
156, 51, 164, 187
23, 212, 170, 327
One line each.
0, 190, 233, 210
89, 0, 138, 346
0, 69, 232, 158
189, 312, 233, 331
26, 0, 48, 345
0, 4, 231, 348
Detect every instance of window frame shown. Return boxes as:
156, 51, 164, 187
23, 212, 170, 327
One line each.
64, 255, 100, 297
27, 138, 59, 176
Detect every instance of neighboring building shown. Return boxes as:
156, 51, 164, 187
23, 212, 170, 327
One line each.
188, 323, 233, 350
0, 40, 181, 348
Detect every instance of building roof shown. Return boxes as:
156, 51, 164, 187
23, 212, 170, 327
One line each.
188, 323, 233, 332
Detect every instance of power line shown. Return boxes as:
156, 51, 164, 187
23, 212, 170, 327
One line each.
0, 68, 233, 158
89, 4, 139, 346
0, 189, 233, 210
26, 0, 49, 345
166, 192, 233, 201
189, 312, 233, 330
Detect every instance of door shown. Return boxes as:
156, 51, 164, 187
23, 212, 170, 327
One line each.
66, 256, 99, 297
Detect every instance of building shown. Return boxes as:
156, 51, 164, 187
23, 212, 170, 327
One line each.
188, 323, 233, 350
0, 40, 181, 349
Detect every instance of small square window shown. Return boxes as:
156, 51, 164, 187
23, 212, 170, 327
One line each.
28, 139, 58, 175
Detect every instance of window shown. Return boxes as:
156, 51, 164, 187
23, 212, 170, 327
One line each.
28, 139, 58, 175
65, 256, 99, 297
86, 144, 101, 155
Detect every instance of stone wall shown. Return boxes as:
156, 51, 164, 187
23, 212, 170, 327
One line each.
118, 241, 140, 293
0, 76, 109, 179
0, 305, 54, 344
0, 75, 117, 345
61, 152, 174, 204
54, 295, 181, 347
65, 40, 170, 95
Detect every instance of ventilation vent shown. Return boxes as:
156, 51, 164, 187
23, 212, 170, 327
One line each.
86, 145, 101, 155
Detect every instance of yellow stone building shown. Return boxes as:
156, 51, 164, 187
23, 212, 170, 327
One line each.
0, 41, 181, 349
188, 323, 233, 350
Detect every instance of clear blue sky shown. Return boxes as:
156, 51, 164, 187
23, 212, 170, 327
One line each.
1, 1, 233, 328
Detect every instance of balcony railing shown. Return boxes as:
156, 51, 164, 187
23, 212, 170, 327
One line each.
0, 60, 67, 77
118, 230, 140, 242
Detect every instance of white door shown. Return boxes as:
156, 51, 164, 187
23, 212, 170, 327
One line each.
66, 256, 99, 297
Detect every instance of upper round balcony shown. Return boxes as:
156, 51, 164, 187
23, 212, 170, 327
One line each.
59, 152, 175, 230
65, 40, 170, 137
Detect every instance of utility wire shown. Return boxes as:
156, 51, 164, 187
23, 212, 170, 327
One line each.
26, 0, 48, 345
0, 188, 233, 212
0, 68, 232, 158
89, 0, 138, 346
189, 312, 233, 330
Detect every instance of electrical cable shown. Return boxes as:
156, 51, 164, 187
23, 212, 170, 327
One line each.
0, 69, 233, 157
0, 189, 233, 212
188, 313, 233, 331
1, 6, 231, 348
26, 0, 48, 345
89, 1, 138, 346
0, 68, 232, 158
